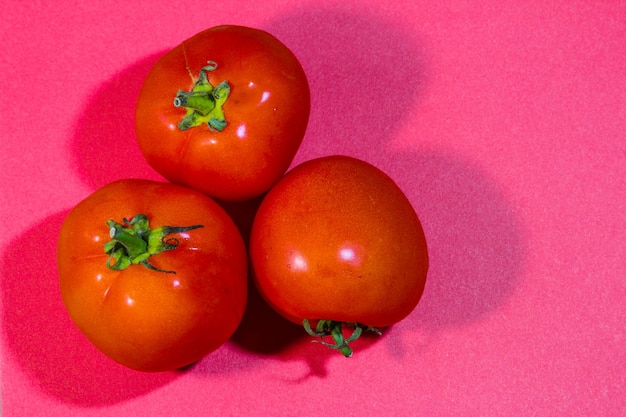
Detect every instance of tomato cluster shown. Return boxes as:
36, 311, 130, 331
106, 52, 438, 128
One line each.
58, 25, 428, 372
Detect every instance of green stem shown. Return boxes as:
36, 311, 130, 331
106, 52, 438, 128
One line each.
303, 319, 382, 358
174, 62, 230, 132
104, 214, 203, 274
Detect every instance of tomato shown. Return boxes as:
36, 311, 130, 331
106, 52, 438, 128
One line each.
57, 179, 248, 372
135, 25, 310, 202
249, 156, 428, 357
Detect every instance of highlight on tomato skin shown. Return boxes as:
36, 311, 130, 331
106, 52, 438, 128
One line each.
57, 179, 249, 372
249, 155, 429, 357
135, 25, 311, 202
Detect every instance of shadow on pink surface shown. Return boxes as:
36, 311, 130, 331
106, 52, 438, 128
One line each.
381, 151, 525, 357
71, 52, 165, 188
1, 212, 179, 406
265, 8, 427, 163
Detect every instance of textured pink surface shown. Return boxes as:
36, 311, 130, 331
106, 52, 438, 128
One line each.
1, 1, 625, 416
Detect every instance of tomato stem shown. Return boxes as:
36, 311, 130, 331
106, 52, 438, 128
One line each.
104, 214, 203, 274
302, 319, 382, 358
174, 62, 230, 132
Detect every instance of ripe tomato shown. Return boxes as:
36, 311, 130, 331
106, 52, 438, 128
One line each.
249, 156, 428, 356
57, 179, 248, 372
135, 25, 310, 202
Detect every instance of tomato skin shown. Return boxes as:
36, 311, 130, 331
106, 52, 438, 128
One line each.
135, 25, 310, 202
57, 179, 248, 372
250, 156, 428, 329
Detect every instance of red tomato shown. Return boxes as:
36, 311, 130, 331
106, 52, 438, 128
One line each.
249, 156, 428, 356
135, 25, 310, 202
57, 179, 248, 372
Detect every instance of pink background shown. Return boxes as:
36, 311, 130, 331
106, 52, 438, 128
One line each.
1, 1, 625, 415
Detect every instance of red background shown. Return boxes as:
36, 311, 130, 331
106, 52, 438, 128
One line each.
1, 1, 625, 415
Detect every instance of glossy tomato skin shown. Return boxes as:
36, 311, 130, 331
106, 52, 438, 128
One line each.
250, 156, 428, 329
57, 179, 248, 372
135, 25, 310, 202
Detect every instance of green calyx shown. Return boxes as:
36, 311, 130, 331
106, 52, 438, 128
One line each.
104, 214, 203, 274
174, 61, 230, 132
303, 319, 382, 358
